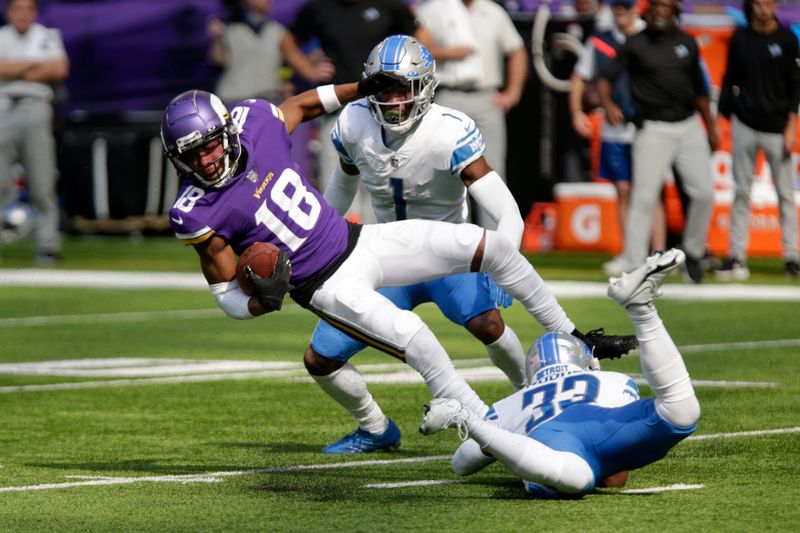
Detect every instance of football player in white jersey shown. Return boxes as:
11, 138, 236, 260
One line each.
421, 248, 700, 497
303, 34, 638, 454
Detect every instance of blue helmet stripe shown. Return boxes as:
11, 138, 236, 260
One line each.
380, 35, 407, 71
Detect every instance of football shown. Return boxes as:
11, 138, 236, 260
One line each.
236, 242, 281, 296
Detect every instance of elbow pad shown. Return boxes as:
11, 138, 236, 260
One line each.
209, 280, 255, 320
323, 163, 360, 215
468, 171, 524, 248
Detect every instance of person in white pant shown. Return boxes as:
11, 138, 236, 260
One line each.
0, 0, 69, 263
421, 248, 700, 497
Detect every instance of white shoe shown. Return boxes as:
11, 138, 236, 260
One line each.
607, 248, 686, 308
602, 255, 626, 276
419, 398, 474, 440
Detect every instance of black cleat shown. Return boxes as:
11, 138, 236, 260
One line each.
579, 328, 638, 360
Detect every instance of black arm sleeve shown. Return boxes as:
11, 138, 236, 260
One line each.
718, 32, 740, 118
689, 41, 710, 99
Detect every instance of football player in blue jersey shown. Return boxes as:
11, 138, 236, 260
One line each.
301, 35, 638, 453
421, 248, 700, 497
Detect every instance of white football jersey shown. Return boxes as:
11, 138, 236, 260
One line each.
486, 366, 640, 435
331, 100, 485, 223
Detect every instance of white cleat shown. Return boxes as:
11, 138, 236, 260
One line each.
608, 249, 686, 308
419, 398, 474, 440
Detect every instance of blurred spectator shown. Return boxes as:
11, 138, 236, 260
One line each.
286, 0, 421, 218
415, 0, 527, 229
569, 0, 667, 276
597, 0, 719, 283
714, 0, 800, 280
208, 0, 333, 106
0, 0, 68, 264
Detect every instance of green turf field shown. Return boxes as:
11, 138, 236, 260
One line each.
1, 237, 799, 531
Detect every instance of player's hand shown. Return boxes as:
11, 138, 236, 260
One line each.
493, 89, 521, 113
245, 251, 292, 312
313, 58, 335, 83
604, 104, 624, 127
572, 110, 593, 138
784, 127, 796, 159
358, 71, 403, 97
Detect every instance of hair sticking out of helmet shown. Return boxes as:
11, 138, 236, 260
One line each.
160, 90, 242, 188
362, 34, 439, 134
526, 332, 595, 383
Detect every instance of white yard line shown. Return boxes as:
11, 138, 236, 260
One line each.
3, 269, 800, 300
0, 455, 451, 493
363, 479, 465, 489
686, 426, 800, 441
1, 428, 797, 494
0, 365, 778, 393
613, 483, 705, 494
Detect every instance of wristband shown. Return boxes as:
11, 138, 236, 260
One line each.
317, 84, 342, 113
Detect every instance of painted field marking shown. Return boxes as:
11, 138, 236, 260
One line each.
612, 483, 705, 494
1, 427, 798, 494
687, 426, 800, 441
4, 268, 800, 301
0, 305, 304, 328
0, 455, 450, 493
363, 479, 465, 489
0, 362, 778, 393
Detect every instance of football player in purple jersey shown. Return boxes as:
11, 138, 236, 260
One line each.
161, 74, 638, 450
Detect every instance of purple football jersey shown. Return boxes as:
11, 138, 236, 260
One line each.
169, 99, 350, 285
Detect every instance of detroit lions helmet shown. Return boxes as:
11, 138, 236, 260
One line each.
362, 35, 438, 134
161, 90, 242, 188
526, 332, 595, 383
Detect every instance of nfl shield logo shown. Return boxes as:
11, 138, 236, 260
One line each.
390, 156, 400, 168
246, 169, 258, 182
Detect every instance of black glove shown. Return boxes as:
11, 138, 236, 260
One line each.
574, 328, 638, 360
357, 71, 403, 97
244, 250, 292, 312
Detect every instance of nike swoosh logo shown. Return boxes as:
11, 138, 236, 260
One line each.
171, 216, 183, 225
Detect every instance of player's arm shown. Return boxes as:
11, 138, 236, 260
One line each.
279, 31, 334, 84
21, 55, 69, 83
323, 158, 361, 215
596, 41, 629, 127
494, 46, 527, 113
279, 73, 403, 134
193, 235, 275, 319
461, 157, 524, 248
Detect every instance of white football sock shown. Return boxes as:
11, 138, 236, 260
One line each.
311, 363, 388, 435
404, 326, 489, 416
452, 438, 496, 476
485, 324, 527, 390
465, 418, 594, 494
480, 231, 576, 333
629, 305, 700, 429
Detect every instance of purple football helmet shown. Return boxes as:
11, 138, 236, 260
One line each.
160, 90, 242, 188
